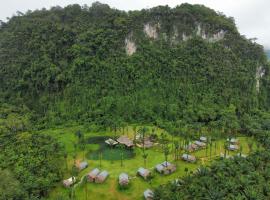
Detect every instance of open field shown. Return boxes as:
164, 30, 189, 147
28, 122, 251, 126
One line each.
38, 125, 260, 200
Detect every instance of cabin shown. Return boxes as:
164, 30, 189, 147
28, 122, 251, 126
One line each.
117, 136, 134, 147
137, 167, 151, 180
87, 168, 100, 182
200, 136, 207, 143
227, 138, 239, 144
119, 173, 129, 186
144, 189, 154, 200
105, 138, 118, 146
228, 144, 239, 151
63, 177, 76, 187
76, 161, 88, 171
194, 140, 206, 148
95, 170, 109, 183
155, 161, 176, 175
182, 153, 196, 163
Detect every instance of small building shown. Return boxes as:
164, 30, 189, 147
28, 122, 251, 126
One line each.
182, 154, 196, 163
200, 136, 207, 143
185, 143, 198, 152
63, 177, 76, 187
227, 138, 239, 144
76, 161, 88, 171
87, 168, 100, 182
117, 136, 134, 147
194, 140, 206, 148
105, 138, 118, 146
119, 173, 129, 186
95, 170, 109, 183
144, 189, 154, 200
228, 144, 239, 151
137, 167, 151, 180
156, 161, 176, 175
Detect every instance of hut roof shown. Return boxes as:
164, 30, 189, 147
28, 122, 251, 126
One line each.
194, 140, 206, 147
144, 189, 154, 200
96, 170, 109, 183
77, 161, 88, 170
117, 136, 134, 147
88, 168, 100, 178
182, 153, 196, 162
200, 136, 207, 142
119, 173, 129, 185
138, 167, 150, 178
105, 138, 118, 146
63, 177, 76, 187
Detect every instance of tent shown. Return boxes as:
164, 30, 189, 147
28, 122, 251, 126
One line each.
77, 161, 88, 171
119, 173, 129, 186
137, 167, 151, 180
227, 138, 239, 144
156, 161, 176, 175
144, 189, 154, 200
63, 177, 76, 187
87, 168, 100, 182
182, 153, 196, 163
200, 136, 207, 142
194, 140, 206, 148
96, 170, 109, 183
105, 138, 118, 146
228, 144, 239, 151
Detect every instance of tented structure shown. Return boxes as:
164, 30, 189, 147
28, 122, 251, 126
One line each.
182, 153, 196, 163
117, 136, 134, 147
87, 168, 100, 182
119, 173, 129, 186
63, 177, 76, 187
96, 170, 109, 183
144, 189, 154, 200
137, 167, 151, 180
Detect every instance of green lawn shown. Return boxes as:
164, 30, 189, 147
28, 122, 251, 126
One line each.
38, 125, 259, 200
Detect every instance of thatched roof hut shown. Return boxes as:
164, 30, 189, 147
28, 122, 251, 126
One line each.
182, 153, 196, 163
137, 167, 151, 180
63, 177, 76, 187
144, 189, 154, 200
119, 173, 129, 186
96, 170, 109, 183
87, 168, 100, 182
117, 136, 134, 147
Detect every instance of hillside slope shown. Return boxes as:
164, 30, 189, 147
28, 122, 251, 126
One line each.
0, 2, 269, 130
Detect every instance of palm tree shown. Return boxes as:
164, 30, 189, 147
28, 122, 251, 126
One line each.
142, 151, 148, 168
64, 151, 68, 170
99, 152, 102, 167
82, 176, 88, 200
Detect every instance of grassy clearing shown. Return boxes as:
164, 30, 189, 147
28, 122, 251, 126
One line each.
38, 125, 260, 200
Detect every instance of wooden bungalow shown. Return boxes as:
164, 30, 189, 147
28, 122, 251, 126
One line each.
228, 144, 239, 151
76, 161, 88, 171
200, 136, 207, 143
137, 167, 151, 180
144, 189, 154, 200
194, 140, 206, 148
105, 138, 118, 146
117, 136, 134, 148
119, 173, 129, 186
96, 170, 109, 183
63, 177, 76, 188
87, 168, 100, 182
182, 153, 196, 163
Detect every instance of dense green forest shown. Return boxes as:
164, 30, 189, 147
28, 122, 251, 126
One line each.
0, 2, 270, 199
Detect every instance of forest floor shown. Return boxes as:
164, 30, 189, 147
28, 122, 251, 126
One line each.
38, 124, 259, 200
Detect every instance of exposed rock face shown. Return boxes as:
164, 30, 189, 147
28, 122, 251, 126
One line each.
256, 66, 266, 92
125, 34, 136, 56
143, 23, 159, 39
